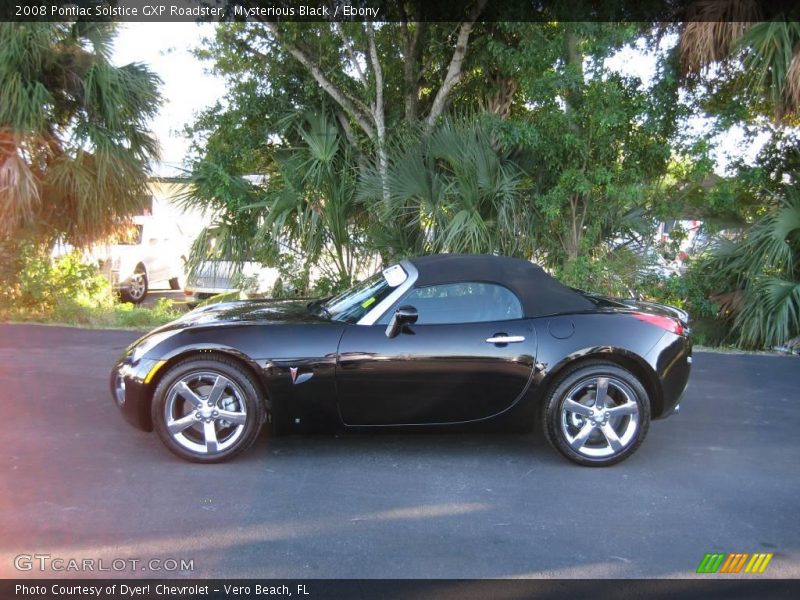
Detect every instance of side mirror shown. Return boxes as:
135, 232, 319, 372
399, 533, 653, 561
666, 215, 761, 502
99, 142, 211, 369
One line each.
385, 305, 418, 338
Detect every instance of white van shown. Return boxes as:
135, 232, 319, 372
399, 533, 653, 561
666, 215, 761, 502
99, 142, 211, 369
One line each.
93, 216, 188, 303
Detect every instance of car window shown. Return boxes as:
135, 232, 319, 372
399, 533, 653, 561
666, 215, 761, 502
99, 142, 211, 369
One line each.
388, 282, 523, 324
323, 269, 402, 324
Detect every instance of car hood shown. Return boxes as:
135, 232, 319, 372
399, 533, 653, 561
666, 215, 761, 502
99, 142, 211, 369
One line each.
167, 299, 329, 330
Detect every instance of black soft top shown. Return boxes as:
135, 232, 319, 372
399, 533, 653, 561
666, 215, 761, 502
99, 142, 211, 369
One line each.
408, 254, 595, 318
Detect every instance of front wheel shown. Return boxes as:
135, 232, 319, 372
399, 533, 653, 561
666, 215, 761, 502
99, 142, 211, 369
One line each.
120, 268, 148, 304
541, 362, 650, 467
152, 357, 265, 463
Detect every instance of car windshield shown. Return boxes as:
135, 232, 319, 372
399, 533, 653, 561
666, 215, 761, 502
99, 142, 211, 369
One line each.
322, 267, 405, 323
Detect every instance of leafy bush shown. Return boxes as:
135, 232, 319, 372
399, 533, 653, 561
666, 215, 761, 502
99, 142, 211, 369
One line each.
637, 257, 723, 320
636, 257, 729, 346
555, 247, 656, 298
0, 243, 113, 314
0, 243, 182, 330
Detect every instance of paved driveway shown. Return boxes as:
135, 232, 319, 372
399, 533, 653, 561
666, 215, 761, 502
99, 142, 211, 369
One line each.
0, 324, 798, 578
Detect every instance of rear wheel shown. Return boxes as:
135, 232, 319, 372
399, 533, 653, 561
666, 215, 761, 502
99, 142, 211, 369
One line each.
152, 357, 265, 463
541, 361, 650, 466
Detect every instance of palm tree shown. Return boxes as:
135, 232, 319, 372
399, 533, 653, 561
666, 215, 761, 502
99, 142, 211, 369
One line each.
709, 183, 800, 348
679, 2, 800, 121
260, 111, 372, 287
359, 117, 528, 260
0, 23, 161, 246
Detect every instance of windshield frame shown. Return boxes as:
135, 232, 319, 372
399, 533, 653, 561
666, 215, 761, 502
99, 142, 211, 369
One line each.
322, 263, 414, 324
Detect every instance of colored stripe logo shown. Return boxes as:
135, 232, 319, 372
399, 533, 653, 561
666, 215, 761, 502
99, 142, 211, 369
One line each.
697, 552, 773, 574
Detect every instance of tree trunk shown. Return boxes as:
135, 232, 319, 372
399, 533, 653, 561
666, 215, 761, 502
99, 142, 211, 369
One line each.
401, 19, 426, 124
366, 24, 390, 205
424, 0, 488, 134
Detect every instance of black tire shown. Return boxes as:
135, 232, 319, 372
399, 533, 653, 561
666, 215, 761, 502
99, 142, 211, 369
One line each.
152, 356, 266, 463
168, 277, 181, 290
120, 267, 148, 304
541, 361, 650, 467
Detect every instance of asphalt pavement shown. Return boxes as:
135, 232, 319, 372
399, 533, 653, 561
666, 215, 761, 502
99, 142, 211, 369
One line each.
0, 323, 798, 579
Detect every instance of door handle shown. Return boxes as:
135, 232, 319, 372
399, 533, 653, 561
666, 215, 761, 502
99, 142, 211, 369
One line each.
485, 335, 525, 344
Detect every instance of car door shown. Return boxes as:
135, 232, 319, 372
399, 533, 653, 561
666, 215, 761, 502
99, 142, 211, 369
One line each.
336, 282, 537, 426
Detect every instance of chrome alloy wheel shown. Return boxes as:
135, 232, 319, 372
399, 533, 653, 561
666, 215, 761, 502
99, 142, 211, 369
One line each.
164, 371, 248, 455
559, 376, 640, 458
128, 272, 146, 301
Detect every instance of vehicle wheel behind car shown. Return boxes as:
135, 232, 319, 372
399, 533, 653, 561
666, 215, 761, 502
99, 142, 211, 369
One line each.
169, 277, 181, 290
541, 361, 650, 467
152, 357, 266, 463
120, 268, 148, 304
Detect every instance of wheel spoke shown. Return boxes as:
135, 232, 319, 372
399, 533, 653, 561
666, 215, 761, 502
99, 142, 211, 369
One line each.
600, 423, 624, 452
606, 401, 638, 418
206, 375, 229, 406
594, 377, 609, 409
569, 422, 595, 451
216, 410, 246, 426
203, 421, 219, 453
175, 381, 203, 408
167, 413, 197, 434
563, 399, 593, 418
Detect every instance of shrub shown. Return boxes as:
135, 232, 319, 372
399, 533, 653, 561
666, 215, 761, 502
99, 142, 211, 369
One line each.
0, 243, 113, 314
0, 243, 182, 330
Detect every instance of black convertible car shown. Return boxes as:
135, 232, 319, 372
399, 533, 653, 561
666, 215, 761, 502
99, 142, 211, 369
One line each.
111, 254, 691, 466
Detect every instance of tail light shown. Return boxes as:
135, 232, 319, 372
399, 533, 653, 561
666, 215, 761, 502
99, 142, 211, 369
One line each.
632, 312, 685, 336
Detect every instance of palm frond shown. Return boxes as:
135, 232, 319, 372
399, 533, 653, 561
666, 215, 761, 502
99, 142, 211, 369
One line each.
679, 0, 761, 74
740, 21, 800, 120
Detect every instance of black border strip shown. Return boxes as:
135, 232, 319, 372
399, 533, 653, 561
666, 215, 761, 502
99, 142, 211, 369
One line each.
3, 579, 800, 600
1, 0, 799, 23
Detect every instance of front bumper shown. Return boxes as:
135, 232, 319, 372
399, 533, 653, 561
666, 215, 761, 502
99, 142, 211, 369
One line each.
110, 357, 162, 431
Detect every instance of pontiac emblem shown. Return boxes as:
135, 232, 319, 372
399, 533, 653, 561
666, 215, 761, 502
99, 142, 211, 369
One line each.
289, 367, 312, 385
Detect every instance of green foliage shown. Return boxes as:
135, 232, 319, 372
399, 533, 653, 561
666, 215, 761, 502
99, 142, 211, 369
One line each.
177, 160, 276, 278
75, 298, 182, 330
0, 243, 113, 313
707, 182, 800, 348
360, 117, 527, 260
555, 247, 646, 298
177, 20, 799, 351
644, 264, 721, 320
183, 111, 373, 290
485, 23, 685, 267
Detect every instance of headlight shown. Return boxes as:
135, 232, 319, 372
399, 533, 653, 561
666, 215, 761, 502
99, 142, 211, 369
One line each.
131, 330, 176, 362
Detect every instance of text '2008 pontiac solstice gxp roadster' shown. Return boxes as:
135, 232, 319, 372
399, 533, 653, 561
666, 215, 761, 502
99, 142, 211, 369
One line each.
111, 254, 691, 466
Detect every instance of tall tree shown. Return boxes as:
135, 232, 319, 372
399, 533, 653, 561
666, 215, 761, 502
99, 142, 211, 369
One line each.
188, 9, 494, 178
487, 23, 684, 269
0, 23, 161, 246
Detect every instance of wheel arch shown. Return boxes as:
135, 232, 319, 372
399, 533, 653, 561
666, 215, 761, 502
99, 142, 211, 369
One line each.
536, 348, 664, 418
144, 347, 271, 429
